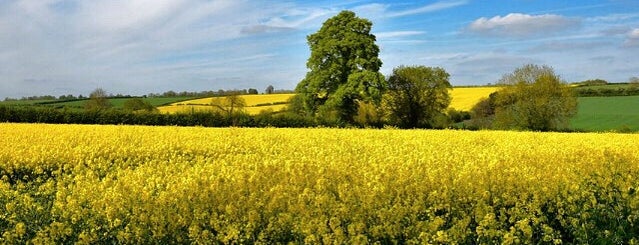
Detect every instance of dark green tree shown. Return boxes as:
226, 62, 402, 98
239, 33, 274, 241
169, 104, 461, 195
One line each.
248, 88, 259, 95
84, 88, 112, 111
493, 64, 577, 131
265, 85, 274, 94
294, 10, 386, 122
383, 66, 452, 128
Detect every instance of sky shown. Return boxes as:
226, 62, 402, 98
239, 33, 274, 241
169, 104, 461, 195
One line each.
1, 0, 639, 98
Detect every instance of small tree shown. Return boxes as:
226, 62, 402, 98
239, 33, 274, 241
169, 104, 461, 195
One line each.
84, 88, 112, 110
211, 93, 246, 125
383, 66, 452, 128
265, 85, 274, 94
123, 98, 156, 112
248, 88, 259, 95
492, 64, 577, 131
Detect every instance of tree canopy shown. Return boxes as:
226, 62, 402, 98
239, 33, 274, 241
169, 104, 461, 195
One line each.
294, 10, 385, 122
492, 64, 577, 131
384, 66, 452, 128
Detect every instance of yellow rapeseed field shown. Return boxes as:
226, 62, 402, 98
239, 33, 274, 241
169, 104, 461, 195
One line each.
449, 87, 501, 111
1, 123, 638, 243
157, 94, 295, 115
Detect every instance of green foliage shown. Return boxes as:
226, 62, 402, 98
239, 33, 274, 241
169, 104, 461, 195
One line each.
576, 79, 608, 86
248, 88, 259, 95
574, 83, 639, 97
467, 94, 497, 129
286, 94, 307, 116
354, 101, 384, 127
492, 64, 577, 131
123, 98, 156, 112
295, 10, 385, 122
447, 108, 471, 123
84, 88, 112, 111
323, 71, 387, 123
383, 66, 452, 128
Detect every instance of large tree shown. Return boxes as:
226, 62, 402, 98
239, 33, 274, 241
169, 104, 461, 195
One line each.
384, 66, 452, 128
492, 64, 577, 131
295, 10, 386, 122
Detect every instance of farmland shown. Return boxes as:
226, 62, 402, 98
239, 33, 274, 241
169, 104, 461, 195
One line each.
1, 123, 638, 243
449, 87, 500, 111
570, 95, 639, 131
0, 97, 197, 110
155, 88, 498, 115
157, 94, 295, 115
1, 86, 637, 132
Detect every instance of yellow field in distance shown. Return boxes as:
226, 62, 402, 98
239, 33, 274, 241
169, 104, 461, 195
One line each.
157, 87, 499, 114
158, 94, 295, 115
449, 87, 500, 111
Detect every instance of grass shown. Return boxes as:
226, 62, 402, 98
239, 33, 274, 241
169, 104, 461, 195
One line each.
570, 95, 639, 132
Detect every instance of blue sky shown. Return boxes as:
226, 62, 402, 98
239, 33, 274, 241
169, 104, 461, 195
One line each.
1, 0, 638, 98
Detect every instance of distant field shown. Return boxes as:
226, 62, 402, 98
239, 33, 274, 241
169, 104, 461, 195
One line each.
570, 96, 639, 131
0, 97, 197, 109
4, 89, 637, 133
158, 94, 295, 115
157, 88, 500, 115
449, 87, 500, 111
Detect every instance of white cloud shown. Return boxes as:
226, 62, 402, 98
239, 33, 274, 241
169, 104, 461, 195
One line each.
624, 28, 639, 46
586, 13, 639, 22
0, 0, 311, 97
376, 31, 424, 39
387, 0, 468, 18
261, 8, 335, 29
80, 0, 190, 32
468, 13, 580, 38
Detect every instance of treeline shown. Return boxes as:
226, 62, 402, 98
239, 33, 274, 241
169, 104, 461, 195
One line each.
0, 106, 318, 128
0, 105, 473, 130
3, 88, 294, 102
574, 84, 639, 97
571, 78, 639, 97
146, 88, 293, 98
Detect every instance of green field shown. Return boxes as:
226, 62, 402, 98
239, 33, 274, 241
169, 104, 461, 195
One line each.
51, 97, 198, 108
0, 100, 55, 106
570, 96, 639, 132
1, 97, 197, 110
